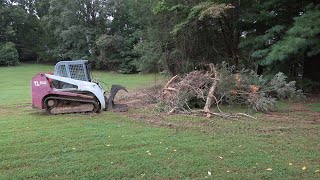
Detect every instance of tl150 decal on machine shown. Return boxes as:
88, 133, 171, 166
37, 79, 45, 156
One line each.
33, 81, 47, 86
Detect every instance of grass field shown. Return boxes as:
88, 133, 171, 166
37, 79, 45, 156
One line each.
0, 64, 319, 179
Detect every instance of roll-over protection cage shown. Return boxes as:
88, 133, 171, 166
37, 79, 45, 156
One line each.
54, 60, 92, 82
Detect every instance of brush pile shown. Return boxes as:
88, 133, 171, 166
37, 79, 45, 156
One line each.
158, 63, 304, 118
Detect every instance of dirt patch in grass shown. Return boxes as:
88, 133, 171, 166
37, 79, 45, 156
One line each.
250, 105, 320, 125
264, 110, 319, 127
0, 106, 16, 117
267, 94, 320, 123
264, 112, 298, 122
292, 103, 320, 114
15, 103, 32, 108
257, 126, 293, 134
128, 113, 174, 127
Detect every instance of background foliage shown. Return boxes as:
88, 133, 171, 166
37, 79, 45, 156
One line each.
0, 0, 319, 86
0, 42, 19, 66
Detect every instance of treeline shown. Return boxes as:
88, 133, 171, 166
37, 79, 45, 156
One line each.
1, 0, 319, 83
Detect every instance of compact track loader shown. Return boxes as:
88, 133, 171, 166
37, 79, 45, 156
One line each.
31, 60, 128, 114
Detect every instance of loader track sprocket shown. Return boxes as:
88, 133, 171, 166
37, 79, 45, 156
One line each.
44, 96, 100, 114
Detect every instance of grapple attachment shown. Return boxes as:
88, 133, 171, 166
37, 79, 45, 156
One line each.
107, 85, 128, 112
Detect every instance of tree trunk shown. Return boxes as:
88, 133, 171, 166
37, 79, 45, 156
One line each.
203, 64, 218, 117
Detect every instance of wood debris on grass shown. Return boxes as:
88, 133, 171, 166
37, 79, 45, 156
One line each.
160, 63, 256, 119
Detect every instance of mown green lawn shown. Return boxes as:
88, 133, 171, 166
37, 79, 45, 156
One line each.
0, 64, 319, 179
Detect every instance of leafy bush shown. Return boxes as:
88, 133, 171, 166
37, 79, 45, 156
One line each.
0, 42, 19, 66
270, 72, 304, 99
133, 41, 164, 73
216, 64, 305, 112
96, 34, 138, 73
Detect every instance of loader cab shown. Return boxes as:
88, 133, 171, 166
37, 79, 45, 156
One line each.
52, 60, 92, 89
54, 60, 92, 82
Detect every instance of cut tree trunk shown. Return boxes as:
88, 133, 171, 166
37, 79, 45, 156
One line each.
203, 64, 218, 117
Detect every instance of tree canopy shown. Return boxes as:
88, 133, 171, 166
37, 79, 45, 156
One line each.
1, 0, 319, 84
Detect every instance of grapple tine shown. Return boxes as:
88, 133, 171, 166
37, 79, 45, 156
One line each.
107, 85, 128, 112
